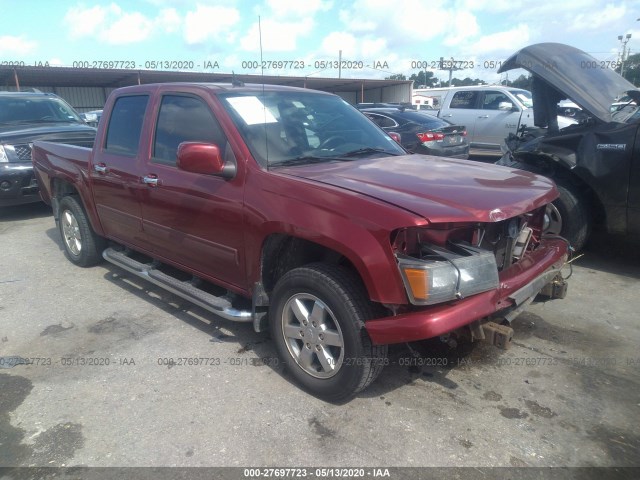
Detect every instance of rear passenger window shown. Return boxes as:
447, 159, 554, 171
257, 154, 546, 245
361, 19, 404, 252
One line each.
450, 91, 479, 109
365, 113, 397, 128
105, 95, 149, 155
153, 94, 227, 166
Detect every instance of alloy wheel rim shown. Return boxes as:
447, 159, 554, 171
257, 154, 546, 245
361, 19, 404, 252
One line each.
281, 293, 345, 379
61, 210, 82, 256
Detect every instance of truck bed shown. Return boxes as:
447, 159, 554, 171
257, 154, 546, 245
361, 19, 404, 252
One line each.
32, 141, 94, 206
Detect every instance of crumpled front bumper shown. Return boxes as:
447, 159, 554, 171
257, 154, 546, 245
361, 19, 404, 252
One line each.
365, 238, 568, 345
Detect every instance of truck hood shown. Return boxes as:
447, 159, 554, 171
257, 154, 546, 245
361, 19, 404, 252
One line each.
277, 155, 557, 223
498, 42, 639, 124
0, 122, 96, 145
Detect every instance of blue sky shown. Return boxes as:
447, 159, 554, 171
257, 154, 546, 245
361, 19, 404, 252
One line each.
1, 0, 638, 83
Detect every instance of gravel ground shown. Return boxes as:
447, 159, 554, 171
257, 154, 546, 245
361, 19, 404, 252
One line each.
1, 203, 639, 472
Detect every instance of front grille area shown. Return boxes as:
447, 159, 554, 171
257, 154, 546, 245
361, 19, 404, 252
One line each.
12, 143, 32, 161
476, 213, 540, 271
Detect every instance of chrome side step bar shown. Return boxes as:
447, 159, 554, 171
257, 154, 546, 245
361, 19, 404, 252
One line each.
102, 248, 253, 323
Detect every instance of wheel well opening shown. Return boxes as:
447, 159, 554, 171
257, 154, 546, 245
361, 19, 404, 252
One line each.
52, 178, 79, 198
51, 179, 80, 219
513, 154, 606, 229
261, 234, 361, 296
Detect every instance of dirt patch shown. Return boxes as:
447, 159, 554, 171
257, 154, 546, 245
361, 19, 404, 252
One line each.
498, 406, 529, 419
524, 399, 557, 419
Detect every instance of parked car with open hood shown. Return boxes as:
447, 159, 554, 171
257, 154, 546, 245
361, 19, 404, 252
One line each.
497, 42, 640, 251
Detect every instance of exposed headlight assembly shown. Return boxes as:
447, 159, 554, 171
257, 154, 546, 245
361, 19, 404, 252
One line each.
397, 243, 499, 306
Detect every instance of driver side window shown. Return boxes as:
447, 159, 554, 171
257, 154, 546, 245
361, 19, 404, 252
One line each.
482, 92, 510, 110
153, 94, 227, 166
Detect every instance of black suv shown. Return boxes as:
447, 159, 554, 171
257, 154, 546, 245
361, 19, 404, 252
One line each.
497, 43, 640, 251
0, 92, 96, 207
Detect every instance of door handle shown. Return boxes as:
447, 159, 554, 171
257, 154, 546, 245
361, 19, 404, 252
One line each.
441, 114, 452, 118
478, 115, 490, 119
142, 175, 159, 187
94, 163, 107, 173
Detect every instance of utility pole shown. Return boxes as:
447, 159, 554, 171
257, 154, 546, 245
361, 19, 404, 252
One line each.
619, 33, 632, 77
436, 57, 462, 87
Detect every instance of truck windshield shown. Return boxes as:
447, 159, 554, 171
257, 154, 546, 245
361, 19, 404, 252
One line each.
219, 91, 405, 167
0, 96, 83, 124
509, 90, 533, 108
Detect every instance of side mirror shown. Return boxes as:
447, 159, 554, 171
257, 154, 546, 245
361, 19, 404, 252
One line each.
498, 101, 517, 111
177, 142, 236, 179
388, 132, 401, 143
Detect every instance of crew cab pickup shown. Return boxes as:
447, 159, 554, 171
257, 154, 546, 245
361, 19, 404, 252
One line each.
414, 86, 576, 156
32, 83, 569, 400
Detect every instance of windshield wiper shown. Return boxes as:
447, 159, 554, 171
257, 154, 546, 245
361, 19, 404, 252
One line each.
269, 155, 342, 167
338, 147, 402, 158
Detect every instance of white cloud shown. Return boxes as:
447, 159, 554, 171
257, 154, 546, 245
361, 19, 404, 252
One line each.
101, 12, 154, 45
443, 11, 480, 46
466, 24, 531, 55
184, 4, 240, 44
156, 8, 181, 33
64, 4, 119, 39
335, 0, 480, 49
266, 0, 332, 18
240, 18, 313, 52
63, 3, 186, 45
568, 3, 626, 31
461, 0, 525, 12
319, 32, 357, 57
0, 35, 37, 56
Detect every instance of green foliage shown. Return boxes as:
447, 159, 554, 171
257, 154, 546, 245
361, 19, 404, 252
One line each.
621, 53, 640, 86
439, 77, 487, 87
504, 74, 532, 90
408, 70, 438, 88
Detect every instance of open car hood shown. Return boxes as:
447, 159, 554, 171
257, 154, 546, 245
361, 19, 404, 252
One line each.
498, 42, 638, 123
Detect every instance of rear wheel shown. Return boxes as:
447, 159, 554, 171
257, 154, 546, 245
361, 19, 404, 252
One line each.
58, 196, 106, 267
270, 263, 387, 401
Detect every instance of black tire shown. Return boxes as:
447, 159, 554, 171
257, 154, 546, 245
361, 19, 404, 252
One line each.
58, 195, 106, 267
549, 183, 590, 251
270, 263, 387, 401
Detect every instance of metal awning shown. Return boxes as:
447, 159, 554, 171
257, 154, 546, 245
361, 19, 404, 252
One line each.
0, 66, 411, 94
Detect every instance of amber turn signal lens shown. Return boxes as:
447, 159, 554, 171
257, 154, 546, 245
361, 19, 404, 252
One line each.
403, 268, 429, 301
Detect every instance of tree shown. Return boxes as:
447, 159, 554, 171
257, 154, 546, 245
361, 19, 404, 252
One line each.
385, 73, 406, 80
507, 74, 532, 90
439, 77, 487, 87
621, 52, 640, 86
409, 70, 438, 88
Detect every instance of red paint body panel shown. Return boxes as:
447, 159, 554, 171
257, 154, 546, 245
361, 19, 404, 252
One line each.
365, 238, 567, 344
278, 155, 558, 223
32, 82, 569, 344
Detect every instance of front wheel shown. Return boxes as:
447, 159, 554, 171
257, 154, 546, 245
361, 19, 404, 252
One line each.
545, 183, 590, 251
270, 263, 387, 401
58, 195, 106, 267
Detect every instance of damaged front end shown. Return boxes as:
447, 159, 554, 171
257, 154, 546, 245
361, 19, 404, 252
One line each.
365, 207, 569, 349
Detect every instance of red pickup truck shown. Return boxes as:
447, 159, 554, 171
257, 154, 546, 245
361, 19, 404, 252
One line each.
32, 83, 569, 400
